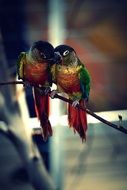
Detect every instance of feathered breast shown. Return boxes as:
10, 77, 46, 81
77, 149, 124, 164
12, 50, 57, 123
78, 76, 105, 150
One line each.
56, 65, 81, 93
24, 61, 48, 85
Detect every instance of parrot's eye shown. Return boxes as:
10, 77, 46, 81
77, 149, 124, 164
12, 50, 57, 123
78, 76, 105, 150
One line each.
40, 52, 47, 59
63, 50, 69, 56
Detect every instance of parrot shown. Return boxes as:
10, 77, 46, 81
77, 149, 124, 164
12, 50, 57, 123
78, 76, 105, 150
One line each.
17, 40, 60, 140
51, 44, 91, 141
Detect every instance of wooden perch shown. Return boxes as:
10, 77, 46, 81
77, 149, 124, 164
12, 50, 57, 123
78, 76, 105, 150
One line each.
53, 93, 127, 135
0, 81, 24, 85
0, 80, 127, 135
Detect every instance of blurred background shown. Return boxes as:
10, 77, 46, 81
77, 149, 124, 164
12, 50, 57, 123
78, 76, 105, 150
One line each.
0, 0, 127, 190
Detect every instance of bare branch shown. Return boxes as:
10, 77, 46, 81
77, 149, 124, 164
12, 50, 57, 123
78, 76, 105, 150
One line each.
0, 80, 127, 135
53, 93, 127, 135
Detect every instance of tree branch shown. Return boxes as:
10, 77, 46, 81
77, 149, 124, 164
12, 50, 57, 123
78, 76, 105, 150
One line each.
0, 81, 24, 85
53, 93, 127, 134
0, 80, 127, 135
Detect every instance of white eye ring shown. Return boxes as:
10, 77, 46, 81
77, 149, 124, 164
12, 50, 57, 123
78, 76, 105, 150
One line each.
63, 50, 69, 56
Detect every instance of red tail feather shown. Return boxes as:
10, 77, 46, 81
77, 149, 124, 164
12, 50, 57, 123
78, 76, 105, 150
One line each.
68, 100, 87, 141
33, 87, 52, 140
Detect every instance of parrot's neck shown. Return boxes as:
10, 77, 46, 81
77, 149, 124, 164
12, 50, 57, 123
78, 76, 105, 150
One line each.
27, 52, 35, 63
73, 56, 78, 66
69, 54, 78, 66
64, 56, 78, 66
27, 52, 41, 64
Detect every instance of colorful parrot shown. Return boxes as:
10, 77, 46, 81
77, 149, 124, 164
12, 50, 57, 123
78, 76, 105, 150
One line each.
17, 41, 60, 140
51, 44, 91, 141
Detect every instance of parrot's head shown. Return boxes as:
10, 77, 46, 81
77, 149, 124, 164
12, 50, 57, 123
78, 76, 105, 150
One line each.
54, 45, 78, 66
29, 41, 61, 64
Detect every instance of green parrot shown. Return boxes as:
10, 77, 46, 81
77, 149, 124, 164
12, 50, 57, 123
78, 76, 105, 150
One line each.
17, 41, 60, 140
51, 44, 91, 141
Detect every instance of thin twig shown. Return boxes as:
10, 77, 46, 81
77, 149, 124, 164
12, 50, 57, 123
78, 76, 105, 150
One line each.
0, 81, 24, 85
53, 93, 127, 135
0, 80, 127, 134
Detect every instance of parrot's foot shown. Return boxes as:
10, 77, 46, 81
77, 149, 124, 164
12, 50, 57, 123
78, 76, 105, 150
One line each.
72, 100, 79, 107
36, 86, 51, 95
44, 87, 51, 95
23, 80, 31, 88
50, 90, 57, 99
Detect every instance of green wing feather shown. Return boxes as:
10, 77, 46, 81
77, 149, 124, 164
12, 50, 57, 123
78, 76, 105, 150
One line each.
17, 52, 26, 79
79, 63, 91, 100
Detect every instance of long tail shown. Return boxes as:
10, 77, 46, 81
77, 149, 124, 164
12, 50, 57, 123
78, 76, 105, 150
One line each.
68, 99, 87, 141
33, 87, 52, 140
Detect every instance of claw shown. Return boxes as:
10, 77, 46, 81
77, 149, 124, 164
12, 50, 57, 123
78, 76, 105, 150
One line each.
72, 100, 79, 107
36, 86, 51, 95
44, 87, 51, 95
23, 80, 31, 88
50, 90, 57, 99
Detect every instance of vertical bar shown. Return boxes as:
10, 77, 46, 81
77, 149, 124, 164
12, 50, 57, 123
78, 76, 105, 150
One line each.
48, 0, 66, 190
48, 0, 66, 46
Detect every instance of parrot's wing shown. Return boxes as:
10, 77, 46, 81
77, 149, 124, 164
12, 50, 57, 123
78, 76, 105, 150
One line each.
79, 64, 91, 100
17, 52, 26, 79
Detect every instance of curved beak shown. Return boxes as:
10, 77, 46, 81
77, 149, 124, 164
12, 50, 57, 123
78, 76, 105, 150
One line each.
48, 52, 62, 65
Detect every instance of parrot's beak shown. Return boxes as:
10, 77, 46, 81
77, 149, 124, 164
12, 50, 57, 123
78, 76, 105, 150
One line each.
48, 52, 62, 65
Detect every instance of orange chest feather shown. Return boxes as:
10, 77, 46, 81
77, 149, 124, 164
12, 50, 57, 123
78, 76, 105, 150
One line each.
56, 66, 80, 93
24, 62, 48, 85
